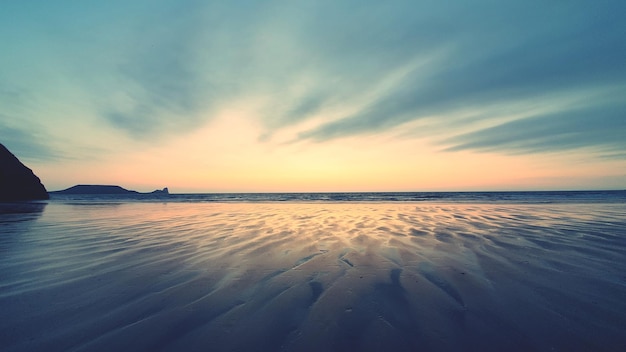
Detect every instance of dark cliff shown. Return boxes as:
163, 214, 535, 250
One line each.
0, 143, 49, 201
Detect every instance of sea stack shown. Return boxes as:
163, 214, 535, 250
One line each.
0, 143, 49, 201
150, 187, 169, 195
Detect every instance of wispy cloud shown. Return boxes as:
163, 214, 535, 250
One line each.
291, 1, 626, 154
87, 3, 215, 138
2, 0, 625, 160
0, 121, 59, 162
443, 96, 626, 155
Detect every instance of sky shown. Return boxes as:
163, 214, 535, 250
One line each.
1, 0, 625, 193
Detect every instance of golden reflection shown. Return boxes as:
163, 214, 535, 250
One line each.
8, 201, 623, 351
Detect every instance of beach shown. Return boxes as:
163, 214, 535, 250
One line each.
1, 200, 625, 351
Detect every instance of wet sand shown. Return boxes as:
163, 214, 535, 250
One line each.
1, 202, 625, 351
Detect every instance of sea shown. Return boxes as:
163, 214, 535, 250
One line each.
44, 189, 626, 204
2, 191, 626, 351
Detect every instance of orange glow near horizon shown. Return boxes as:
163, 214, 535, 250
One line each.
35, 109, 626, 193
4, 1, 626, 194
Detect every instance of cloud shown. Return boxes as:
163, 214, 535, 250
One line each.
0, 86, 58, 162
0, 121, 59, 162
443, 97, 626, 155
272, 91, 331, 128
284, 1, 626, 156
81, 0, 280, 139
92, 4, 213, 138
4, 0, 626, 160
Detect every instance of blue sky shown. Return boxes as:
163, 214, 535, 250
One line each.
1, 0, 625, 192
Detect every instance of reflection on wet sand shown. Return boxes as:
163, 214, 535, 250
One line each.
1, 202, 625, 351
0, 202, 46, 215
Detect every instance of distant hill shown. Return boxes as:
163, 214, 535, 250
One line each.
51, 185, 169, 195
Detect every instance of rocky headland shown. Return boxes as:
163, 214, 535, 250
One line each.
0, 143, 49, 201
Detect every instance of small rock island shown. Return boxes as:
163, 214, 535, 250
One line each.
0, 143, 49, 201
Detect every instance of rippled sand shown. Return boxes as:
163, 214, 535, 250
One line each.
1, 202, 625, 351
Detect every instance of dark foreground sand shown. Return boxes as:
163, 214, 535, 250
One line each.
1, 202, 625, 351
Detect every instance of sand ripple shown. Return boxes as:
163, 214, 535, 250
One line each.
1, 202, 625, 351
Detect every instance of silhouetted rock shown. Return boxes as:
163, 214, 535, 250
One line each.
0, 143, 49, 201
52, 185, 139, 195
51, 185, 170, 195
150, 187, 169, 195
